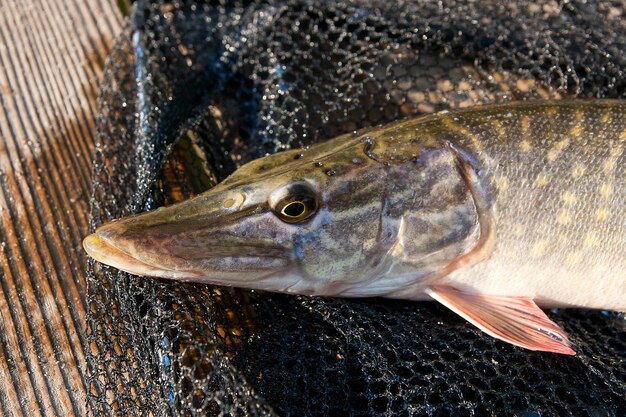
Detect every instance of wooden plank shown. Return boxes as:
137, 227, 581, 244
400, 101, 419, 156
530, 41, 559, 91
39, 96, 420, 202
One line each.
0, 0, 123, 415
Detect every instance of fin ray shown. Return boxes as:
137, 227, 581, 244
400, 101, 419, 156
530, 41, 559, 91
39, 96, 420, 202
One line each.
426, 285, 575, 355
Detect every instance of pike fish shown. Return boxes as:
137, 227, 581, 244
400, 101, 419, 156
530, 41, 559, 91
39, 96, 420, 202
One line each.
84, 100, 626, 355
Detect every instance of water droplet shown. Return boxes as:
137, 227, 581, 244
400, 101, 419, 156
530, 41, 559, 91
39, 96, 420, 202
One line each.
294, 153, 304, 160
314, 161, 324, 167
325, 169, 336, 176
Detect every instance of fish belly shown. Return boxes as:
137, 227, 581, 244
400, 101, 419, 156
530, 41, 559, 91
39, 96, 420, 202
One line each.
439, 101, 626, 311
443, 261, 626, 310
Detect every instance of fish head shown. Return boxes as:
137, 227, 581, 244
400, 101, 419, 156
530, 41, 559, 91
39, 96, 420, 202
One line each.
84, 125, 489, 297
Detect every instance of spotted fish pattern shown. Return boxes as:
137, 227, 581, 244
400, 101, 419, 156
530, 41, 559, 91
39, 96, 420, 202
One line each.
429, 101, 626, 310
84, 100, 626, 354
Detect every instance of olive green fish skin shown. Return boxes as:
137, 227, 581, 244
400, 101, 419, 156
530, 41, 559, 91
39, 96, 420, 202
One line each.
84, 100, 626, 311
389, 100, 626, 310
433, 101, 626, 310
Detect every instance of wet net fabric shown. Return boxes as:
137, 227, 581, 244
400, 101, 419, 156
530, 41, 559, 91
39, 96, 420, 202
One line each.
86, 1, 626, 416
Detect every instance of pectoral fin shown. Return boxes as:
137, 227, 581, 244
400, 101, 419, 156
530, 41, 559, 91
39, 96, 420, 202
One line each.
426, 285, 575, 355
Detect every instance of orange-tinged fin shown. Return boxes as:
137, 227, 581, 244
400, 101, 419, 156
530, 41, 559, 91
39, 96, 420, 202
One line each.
425, 285, 576, 355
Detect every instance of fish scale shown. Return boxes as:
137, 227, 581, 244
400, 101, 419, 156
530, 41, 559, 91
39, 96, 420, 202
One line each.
432, 101, 626, 311
84, 100, 626, 354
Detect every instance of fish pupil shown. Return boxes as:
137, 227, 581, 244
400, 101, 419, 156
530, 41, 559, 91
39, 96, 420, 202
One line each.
282, 201, 306, 217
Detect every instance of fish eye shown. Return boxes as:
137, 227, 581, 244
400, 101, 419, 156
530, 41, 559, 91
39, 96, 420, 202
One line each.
271, 182, 318, 223
282, 201, 307, 217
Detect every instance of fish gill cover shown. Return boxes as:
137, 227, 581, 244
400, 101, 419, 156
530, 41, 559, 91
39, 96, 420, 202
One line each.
86, 1, 626, 416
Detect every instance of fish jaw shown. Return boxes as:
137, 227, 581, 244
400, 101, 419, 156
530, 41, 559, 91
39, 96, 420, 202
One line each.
83, 233, 202, 280
82, 186, 297, 287
83, 228, 295, 286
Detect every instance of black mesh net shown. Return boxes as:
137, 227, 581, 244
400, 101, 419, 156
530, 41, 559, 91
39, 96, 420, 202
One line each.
86, 1, 626, 416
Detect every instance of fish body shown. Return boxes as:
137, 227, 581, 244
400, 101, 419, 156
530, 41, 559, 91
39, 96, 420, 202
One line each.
84, 100, 626, 354
436, 102, 626, 311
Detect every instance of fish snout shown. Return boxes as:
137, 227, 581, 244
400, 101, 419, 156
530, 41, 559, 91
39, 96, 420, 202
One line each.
83, 232, 184, 278
83, 198, 295, 285
83, 213, 201, 279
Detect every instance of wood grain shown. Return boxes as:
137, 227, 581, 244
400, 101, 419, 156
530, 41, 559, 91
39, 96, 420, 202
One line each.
0, 1, 123, 415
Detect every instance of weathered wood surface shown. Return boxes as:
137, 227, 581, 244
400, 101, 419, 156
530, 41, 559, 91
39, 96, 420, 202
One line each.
0, 1, 123, 415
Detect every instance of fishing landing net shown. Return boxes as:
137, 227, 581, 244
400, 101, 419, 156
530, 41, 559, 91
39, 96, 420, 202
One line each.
86, 1, 626, 415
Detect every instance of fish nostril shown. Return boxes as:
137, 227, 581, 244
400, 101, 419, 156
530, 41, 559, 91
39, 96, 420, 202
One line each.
222, 193, 246, 210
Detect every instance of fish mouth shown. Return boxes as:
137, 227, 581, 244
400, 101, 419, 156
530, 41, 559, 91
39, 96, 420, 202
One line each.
83, 227, 293, 283
83, 232, 202, 280
83, 185, 296, 286
83, 204, 294, 285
